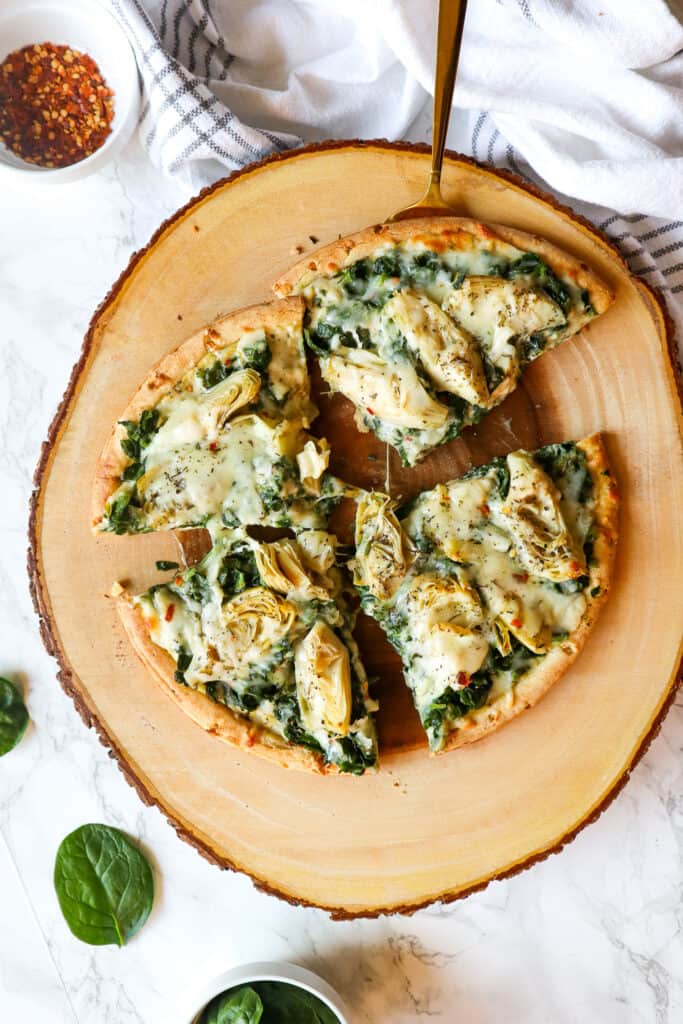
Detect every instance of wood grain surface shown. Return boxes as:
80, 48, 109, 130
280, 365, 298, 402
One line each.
29, 142, 683, 916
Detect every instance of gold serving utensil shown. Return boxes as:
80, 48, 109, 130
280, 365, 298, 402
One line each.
388, 0, 469, 221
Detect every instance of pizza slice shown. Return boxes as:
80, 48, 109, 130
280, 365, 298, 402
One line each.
351, 435, 618, 752
92, 298, 343, 535
275, 219, 613, 465
116, 526, 378, 774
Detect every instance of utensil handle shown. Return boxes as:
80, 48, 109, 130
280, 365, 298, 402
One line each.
431, 0, 469, 188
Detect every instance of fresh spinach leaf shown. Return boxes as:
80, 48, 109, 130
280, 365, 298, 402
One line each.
0, 676, 29, 756
53, 824, 154, 946
200, 985, 263, 1024
256, 981, 340, 1023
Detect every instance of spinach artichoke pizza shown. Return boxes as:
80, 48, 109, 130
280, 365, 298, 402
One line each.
116, 527, 378, 774
275, 218, 613, 465
93, 219, 619, 773
92, 298, 342, 535
352, 435, 618, 753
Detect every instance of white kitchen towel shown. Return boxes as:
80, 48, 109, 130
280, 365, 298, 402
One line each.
109, 0, 683, 336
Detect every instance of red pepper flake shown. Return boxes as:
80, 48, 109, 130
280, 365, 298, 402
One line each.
174, 576, 183, 586
209, 441, 218, 451
164, 603, 176, 622
366, 407, 375, 416
457, 671, 470, 688
480, 503, 490, 516
513, 572, 529, 583
224, 357, 232, 367
0, 42, 114, 168
511, 617, 523, 629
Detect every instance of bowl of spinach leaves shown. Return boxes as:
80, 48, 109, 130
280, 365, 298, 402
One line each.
188, 962, 349, 1024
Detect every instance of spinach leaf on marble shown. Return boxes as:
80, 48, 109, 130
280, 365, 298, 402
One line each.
0, 676, 29, 756
53, 824, 154, 946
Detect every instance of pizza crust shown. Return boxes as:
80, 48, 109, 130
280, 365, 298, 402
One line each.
437, 433, 619, 753
274, 217, 613, 315
116, 593, 342, 775
91, 297, 305, 531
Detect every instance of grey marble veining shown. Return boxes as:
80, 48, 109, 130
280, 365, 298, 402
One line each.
0, 137, 681, 1023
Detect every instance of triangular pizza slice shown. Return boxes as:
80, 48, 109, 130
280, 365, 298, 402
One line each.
275, 219, 613, 465
92, 298, 343, 535
116, 525, 378, 774
351, 435, 618, 752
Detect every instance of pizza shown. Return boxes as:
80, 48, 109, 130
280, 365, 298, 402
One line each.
275, 218, 613, 465
116, 527, 378, 774
93, 218, 619, 773
92, 298, 343, 535
351, 436, 618, 752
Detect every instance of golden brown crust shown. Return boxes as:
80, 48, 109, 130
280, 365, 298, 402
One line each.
438, 433, 619, 753
116, 593, 341, 775
274, 217, 613, 315
91, 297, 305, 530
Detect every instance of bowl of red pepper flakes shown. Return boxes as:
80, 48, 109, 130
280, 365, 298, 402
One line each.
0, 0, 139, 183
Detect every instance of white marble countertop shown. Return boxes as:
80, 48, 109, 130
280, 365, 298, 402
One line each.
1, 137, 682, 1024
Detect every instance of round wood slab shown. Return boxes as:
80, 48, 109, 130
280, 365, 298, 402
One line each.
29, 142, 683, 916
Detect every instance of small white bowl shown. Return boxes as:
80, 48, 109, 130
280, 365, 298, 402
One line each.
185, 962, 350, 1024
0, 0, 140, 184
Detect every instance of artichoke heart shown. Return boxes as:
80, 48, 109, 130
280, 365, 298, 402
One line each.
296, 530, 337, 575
295, 621, 352, 736
353, 492, 413, 601
406, 572, 484, 633
444, 276, 565, 351
218, 586, 296, 668
383, 291, 489, 407
323, 346, 449, 430
495, 451, 585, 581
482, 580, 552, 654
296, 438, 330, 493
199, 368, 261, 434
254, 540, 329, 600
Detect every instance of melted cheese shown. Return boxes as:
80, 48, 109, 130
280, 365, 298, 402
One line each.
138, 415, 286, 526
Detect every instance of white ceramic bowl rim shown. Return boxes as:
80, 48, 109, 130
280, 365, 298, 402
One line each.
0, 0, 140, 183
185, 961, 350, 1024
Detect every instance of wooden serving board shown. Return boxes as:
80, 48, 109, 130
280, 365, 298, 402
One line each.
29, 142, 683, 916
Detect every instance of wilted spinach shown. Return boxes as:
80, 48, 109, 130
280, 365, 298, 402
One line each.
508, 252, 571, 312
53, 824, 154, 946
